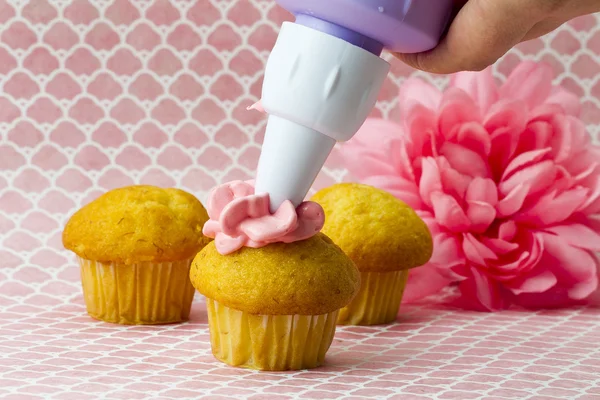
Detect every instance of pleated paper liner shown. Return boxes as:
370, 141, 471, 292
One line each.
206, 299, 339, 370
337, 269, 409, 325
78, 257, 195, 325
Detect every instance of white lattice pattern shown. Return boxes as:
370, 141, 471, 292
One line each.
1, 1, 600, 398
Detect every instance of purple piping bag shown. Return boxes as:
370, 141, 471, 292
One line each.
253, 0, 454, 210
276, 0, 454, 54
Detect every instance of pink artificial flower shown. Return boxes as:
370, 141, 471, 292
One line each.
344, 61, 600, 311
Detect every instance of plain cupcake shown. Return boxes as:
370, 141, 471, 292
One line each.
190, 233, 360, 371
63, 185, 211, 325
312, 183, 433, 326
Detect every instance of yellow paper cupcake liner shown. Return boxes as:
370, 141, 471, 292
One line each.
337, 269, 409, 326
206, 299, 339, 370
78, 257, 195, 325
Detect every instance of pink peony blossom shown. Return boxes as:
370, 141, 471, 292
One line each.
343, 61, 600, 311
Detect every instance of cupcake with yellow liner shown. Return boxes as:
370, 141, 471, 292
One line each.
312, 183, 433, 326
63, 185, 211, 325
192, 180, 360, 370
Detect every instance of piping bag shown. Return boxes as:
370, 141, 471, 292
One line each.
254, 0, 454, 212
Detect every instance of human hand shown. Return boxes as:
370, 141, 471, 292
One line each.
394, 0, 600, 74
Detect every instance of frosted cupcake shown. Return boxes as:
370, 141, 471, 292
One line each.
63, 185, 211, 325
190, 181, 359, 370
312, 183, 433, 325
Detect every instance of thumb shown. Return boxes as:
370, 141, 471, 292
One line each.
394, 0, 544, 74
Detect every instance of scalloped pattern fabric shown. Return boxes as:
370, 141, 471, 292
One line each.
1, 1, 599, 398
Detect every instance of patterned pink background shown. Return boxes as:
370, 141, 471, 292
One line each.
1, 1, 599, 398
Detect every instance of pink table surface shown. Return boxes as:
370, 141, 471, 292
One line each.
1, 295, 600, 400
1, 1, 600, 399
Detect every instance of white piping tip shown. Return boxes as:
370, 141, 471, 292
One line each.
254, 115, 335, 212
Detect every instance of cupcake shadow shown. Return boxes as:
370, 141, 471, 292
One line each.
320, 309, 443, 370
187, 304, 208, 324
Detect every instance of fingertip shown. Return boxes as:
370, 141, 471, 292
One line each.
392, 52, 420, 71
392, 50, 468, 75
394, 0, 537, 75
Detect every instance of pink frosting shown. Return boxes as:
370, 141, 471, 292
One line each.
203, 181, 325, 255
247, 101, 264, 113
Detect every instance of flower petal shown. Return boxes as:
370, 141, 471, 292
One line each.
546, 85, 581, 117
440, 165, 471, 200
552, 165, 575, 193
499, 160, 557, 197
541, 232, 597, 286
488, 126, 520, 179
430, 191, 470, 232
440, 142, 490, 178
343, 149, 397, 180
507, 268, 557, 295
349, 118, 400, 148
456, 122, 492, 157
515, 247, 598, 307
344, 119, 400, 179
466, 177, 498, 205
588, 216, 600, 233
419, 158, 443, 207
500, 61, 553, 109
578, 176, 600, 214
362, 175, 422, 209
569, 274, 599, 300
399, 77, 442, 114
490, 231, 543, 282
437, 88, 482, 139
573, 162, 598, 185
485, 99, 528, 136
520, 187, 588, 226
483, 237, 519, 255
516, 288, 585, 309
467, 201, 497, 233
462, 233, 498, 265
458, 267, 510, 311
429, 232, 464, 268
501, 148, 552, 182
451, 68, 498, 114
390, 138, 417, 182
416, 210, 443, 238
563, 147, 600, 181
498, 220, 517, 241
528, 103, 565, 123
490, 250, 532, 282
403, 105, 439, 157
560, 117, 588, 157
545, 224, 600, 251
515, 120, 553, 155
402, 265, 454, 303
497, 183, 530, 217
548, 116, 574, 164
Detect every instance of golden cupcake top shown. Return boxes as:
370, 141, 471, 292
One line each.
311, 183, 433, 273
63, 185, 210, 264
190, 233, 360, 316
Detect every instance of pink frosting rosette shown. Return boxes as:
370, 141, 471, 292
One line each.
202, 180, 325, 255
